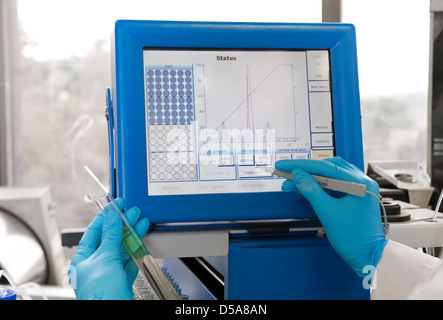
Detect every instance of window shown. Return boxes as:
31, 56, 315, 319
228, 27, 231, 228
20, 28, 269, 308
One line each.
342, 0, 430, 169
10, 0, 429, 232
12, 0, 321, 230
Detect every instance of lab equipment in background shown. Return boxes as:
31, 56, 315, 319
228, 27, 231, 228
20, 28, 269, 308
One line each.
107, 20, 367, 299
0, 187, 65, 286
0, 205, 47, 285
364, 159, 443, 252
82, 166, 180, 300
367, 160, 434, 209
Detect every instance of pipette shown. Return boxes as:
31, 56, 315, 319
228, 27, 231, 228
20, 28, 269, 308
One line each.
82, 166, 180, 300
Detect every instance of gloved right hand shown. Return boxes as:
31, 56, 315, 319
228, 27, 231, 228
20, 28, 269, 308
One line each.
276, 157, 388, 278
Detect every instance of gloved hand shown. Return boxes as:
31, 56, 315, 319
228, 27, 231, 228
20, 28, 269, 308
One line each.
276, 157, 388, 278
69, 198, 150, 300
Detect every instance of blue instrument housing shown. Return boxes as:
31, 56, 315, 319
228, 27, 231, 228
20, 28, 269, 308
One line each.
109, 20, 363, 224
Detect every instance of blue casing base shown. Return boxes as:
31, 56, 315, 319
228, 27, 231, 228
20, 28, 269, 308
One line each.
163, 235, 369, 300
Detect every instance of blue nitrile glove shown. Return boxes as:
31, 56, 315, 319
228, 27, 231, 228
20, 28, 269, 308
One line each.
70, 198, 150, 300
276, 157, 388, 278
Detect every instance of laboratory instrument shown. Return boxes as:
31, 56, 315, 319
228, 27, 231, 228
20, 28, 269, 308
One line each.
108, 20, 364, 223
107, 20, 367, 299
82, 166, 180, 300
0, 187, 64, 286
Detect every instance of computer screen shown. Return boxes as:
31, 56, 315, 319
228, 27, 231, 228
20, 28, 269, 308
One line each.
143, 49, 334, 196
111, 21, 362, 223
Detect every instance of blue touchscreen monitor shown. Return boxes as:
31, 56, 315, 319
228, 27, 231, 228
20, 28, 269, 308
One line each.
110, 21, 363, 223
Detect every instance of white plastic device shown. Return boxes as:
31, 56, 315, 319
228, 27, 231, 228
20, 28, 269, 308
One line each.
258, 166, 367, 197
257, 166, 389, 235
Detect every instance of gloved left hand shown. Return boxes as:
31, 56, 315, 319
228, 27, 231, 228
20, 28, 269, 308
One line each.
69, 198, 150, 300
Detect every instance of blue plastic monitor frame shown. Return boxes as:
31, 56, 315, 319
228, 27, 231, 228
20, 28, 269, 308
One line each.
109, 20, 363, 224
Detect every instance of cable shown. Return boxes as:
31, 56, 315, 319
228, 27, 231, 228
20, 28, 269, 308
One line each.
432, 188, 443, 222
366, 190, 390, 236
